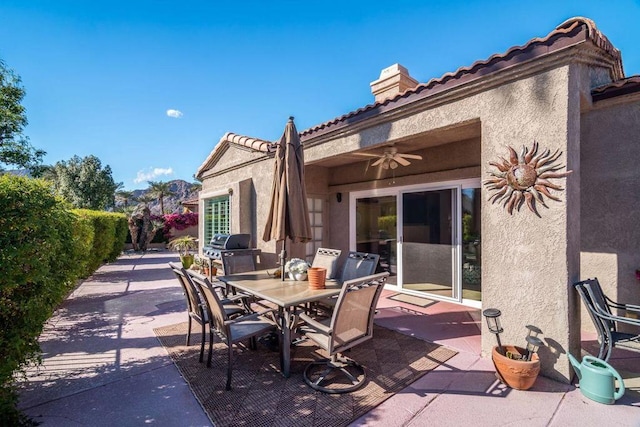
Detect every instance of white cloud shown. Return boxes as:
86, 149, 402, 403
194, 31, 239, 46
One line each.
134, 167, 174, 183
166, 109, 183, 118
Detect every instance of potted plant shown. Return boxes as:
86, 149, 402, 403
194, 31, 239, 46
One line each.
491, 345, 540, 390
483, 309, 543, 391
284, 258, 310, 281
169, 235, 198, 269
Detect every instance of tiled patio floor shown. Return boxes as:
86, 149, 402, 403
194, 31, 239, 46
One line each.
18, 251, 640, 426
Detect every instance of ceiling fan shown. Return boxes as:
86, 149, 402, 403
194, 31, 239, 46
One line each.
355, 146, 423, 169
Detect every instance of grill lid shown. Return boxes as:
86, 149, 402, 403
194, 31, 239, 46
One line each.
208, 233, 251, 250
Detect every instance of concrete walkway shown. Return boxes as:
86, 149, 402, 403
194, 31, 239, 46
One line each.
18, 251, 640, 426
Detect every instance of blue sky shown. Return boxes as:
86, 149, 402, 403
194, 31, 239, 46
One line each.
1, 1, 639, 190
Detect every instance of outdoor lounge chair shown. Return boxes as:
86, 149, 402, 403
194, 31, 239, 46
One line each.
298, 272, 389, 393
573, 278, 640, 361
188, 271, 277, 390
169, 262, 245, 362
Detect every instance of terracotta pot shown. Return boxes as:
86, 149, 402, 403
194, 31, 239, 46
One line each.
492, 345, 540, 390
307, 267, 327, 289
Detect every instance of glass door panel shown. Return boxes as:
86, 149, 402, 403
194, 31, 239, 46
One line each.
355, 196, 397, 282
401, 189, 455, 298
462, 188, 482, 302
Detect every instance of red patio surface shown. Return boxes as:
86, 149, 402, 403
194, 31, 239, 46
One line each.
18, 251, 640, 426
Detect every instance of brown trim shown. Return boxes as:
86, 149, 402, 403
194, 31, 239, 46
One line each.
592, 76, 640, 102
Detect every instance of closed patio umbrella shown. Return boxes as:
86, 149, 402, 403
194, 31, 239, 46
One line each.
262, 117, 312, 280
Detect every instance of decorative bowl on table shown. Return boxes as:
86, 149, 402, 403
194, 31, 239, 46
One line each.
284, 258, 310, 281
290, 272, 308, 281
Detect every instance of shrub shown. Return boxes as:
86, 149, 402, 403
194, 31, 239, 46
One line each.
0, 176, 128, 423
0, 175, 80, 424
73, 210, 127, 274
162, 212, 198, 239
110, 214, 128, 261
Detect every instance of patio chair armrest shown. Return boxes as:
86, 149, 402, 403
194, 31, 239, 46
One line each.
225, 309, 277, 326
298, 312, 332, 334
620, 303, 640, 313
224, 292, 253, 303
605, 295, 640, 312
595, 309, 640, 327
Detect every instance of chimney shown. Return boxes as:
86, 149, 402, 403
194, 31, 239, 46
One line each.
370, 63, 419, 103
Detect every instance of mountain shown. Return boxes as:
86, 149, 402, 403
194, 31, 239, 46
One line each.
119, 179, 200, 214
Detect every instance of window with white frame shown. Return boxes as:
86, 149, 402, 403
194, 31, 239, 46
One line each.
305, 197, 323, 262
203, 195, 230, 244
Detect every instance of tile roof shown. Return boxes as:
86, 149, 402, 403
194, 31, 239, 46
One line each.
221, 132, 276, 153
195, 132, 275, 179
591, 76, 640, 102
198, 17, 627, 180
299, 17, 624, 142
181, 197, 199, 206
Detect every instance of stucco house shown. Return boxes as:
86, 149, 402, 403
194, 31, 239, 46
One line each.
195, 17, 640, 382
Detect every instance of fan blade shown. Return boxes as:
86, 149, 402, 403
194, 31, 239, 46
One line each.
398, 153, 422, 160
353, 152, 382, 158
371, 158, 385, 167
394, 156, 411, 166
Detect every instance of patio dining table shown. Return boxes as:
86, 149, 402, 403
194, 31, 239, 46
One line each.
218, 269, 341, 377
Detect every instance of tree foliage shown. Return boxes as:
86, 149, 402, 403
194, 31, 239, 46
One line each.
115, 190, 136, 209
147, 180, 176, 214
0, 59, 45, 170
48, 155, 121, 210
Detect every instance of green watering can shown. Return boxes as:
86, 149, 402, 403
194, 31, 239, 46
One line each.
568, 353, 625, 404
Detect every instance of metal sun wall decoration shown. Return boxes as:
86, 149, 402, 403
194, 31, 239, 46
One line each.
483, 141, 572, 217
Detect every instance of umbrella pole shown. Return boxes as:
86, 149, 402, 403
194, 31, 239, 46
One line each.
280, 241, 286, 281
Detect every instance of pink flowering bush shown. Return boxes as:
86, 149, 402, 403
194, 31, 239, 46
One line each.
161, 212, 198, 239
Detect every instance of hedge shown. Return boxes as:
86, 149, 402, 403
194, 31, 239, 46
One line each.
0, 176, 127, 424
72, 209, 127, 276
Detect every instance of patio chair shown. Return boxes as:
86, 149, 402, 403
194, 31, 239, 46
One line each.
220, 250, 258, 275
336, 251, 380, 284
169, 262, 245, 363
311, 247, 342, 279
573, 278, 640, 361
188, 272, 277, 390
313, 251, 381, 314
298, 272, 389, 393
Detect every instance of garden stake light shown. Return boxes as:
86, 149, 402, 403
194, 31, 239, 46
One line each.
525, 335, 544, 361
483, 308, 504, 355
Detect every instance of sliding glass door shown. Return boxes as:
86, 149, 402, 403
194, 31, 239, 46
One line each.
351, 180, 481, 306
355, 195, 397, 284
400, 189, 456, 299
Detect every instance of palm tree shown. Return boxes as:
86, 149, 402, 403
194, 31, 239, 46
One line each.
147, 181, 175, 214
191, 182, 202, 192
115, 190, 136, 208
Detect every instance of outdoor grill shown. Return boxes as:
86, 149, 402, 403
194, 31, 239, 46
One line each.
202, 233, 259, 275
203, 233, 251, 259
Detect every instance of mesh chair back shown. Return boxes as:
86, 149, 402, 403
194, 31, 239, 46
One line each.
583, 279, 617, 332
311, 248, 342, 279
221, 250, 257, 274
169, 262, 203, 320
574, 279, 620, 360
338, 252, 380, 283
189, 272, 229, 338
330, 273, 388, 354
